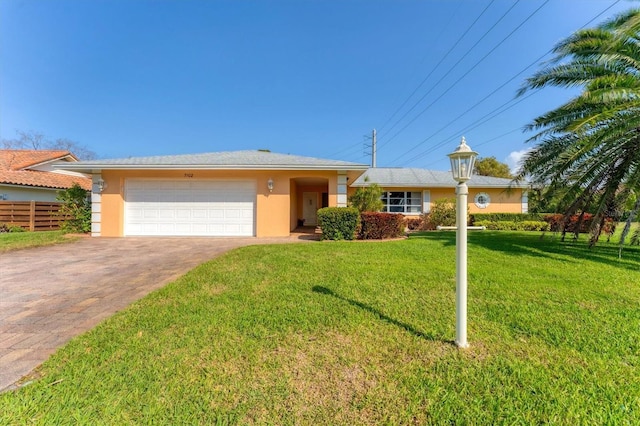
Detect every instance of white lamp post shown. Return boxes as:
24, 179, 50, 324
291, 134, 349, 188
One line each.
447, 136, 478, 348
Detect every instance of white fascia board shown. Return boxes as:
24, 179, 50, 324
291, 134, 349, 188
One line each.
350, 182, 529, 189
56, 164, 369, 172
27, 154, 78, 170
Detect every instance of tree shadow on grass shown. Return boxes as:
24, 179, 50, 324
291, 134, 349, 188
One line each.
311, 285, 454, 346
410, 231, 640, 272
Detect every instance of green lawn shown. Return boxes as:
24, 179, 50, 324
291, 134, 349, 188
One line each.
0, 230, 78, 252
1, 232, 638, 424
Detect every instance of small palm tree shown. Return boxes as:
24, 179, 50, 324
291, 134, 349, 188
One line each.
517, 8, 640, 247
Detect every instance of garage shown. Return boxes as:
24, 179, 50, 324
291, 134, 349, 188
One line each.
124, 179, 256, 236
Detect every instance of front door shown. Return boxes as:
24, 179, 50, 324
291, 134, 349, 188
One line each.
303, 192, 318, 226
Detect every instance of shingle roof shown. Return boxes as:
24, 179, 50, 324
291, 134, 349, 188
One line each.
0, 150, 91, 190
60, 150, 369, 171
351, 168, 527, 188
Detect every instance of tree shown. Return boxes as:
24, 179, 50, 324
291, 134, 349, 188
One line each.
57, 183, 91, 233
1, 130, 97, 160
349, 183, 384, 212
516, 8, 640, 247
474, 157, 513, 178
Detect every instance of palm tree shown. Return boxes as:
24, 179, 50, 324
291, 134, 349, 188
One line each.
516, 8, 640, 247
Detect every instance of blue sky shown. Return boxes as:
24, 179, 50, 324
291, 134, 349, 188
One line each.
0, 0, 636, 171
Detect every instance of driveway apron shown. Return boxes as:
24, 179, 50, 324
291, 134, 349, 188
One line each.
0, 235, 310, 392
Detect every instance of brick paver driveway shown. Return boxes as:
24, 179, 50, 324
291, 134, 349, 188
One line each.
0, 235, 311, 392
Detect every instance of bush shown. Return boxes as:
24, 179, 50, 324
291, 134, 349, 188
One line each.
349, 184, 384, 212
317, 207, 360, 240
359, 212, 405, 239
474, 220, 549, 231
422, 198, 461, 229
0, 223, 26, 233
543, 213, 614, 234
57, 183, 91, 233
522, 221, 551, 231
471, 213, 546, 223
405, 217, 423, 231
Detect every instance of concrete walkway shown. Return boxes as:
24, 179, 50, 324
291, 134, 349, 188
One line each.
0, 232, 316, 392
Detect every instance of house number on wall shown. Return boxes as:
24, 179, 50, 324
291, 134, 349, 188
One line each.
184, 173, 194, 178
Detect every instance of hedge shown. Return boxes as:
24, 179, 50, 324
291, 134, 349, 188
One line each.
474, 220, 550, 231
359, 212, 405, 239
405, 217, 423, 231
317, 207, 360, 240
471, 213, 546, 223
543, 213, 614, 234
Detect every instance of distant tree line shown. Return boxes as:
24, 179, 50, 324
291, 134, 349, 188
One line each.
1, 130, 97, 160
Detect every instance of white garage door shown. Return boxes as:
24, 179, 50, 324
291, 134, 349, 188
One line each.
124, 179, 255, 236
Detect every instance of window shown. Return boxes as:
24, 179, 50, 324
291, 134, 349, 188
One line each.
381, 191, 422, 214
474, 192, 491, 209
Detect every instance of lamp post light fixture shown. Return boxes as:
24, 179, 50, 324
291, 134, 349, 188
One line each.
447, 136, 478, 348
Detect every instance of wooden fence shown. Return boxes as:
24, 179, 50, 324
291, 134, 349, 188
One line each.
0, 201, 65, 231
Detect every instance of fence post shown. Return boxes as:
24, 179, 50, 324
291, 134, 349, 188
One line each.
30, 200, 36, 231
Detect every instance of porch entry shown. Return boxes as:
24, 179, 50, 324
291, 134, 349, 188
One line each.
302, 192, 318, 226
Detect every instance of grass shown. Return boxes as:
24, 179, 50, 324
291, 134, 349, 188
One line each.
608, 221, 640, 244
0, 231, 639, 424
0, 230, 78, 252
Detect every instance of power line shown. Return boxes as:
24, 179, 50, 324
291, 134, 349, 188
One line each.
376, 0, 496, 134
399, 89, 542, 167
392, 0, 622, 167
380, 0, 550, 154
377, 0, 524, 150
337, 0, 622, 166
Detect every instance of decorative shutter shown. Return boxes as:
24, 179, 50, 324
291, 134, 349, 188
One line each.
422, 190, 431, 213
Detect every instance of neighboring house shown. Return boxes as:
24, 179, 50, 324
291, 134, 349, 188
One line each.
0, 150, 91, 201
59, 150, 528, 238
350, 168, 528, 216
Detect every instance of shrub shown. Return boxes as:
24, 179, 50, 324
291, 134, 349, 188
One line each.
405, 217, 423, 231
422, 198, 461, 229
349, 183, 384, 212
543, 213, 614, 234
471, 213, 546, 224
57, 183, 91, 233
317, 207, 360, 240
522, 221, 551, 231
359, 212, 405, 239
474, 220, 549, 231
0, 223, 26, 233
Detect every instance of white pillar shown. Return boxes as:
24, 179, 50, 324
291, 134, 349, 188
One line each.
337, 172, 348, 207
91, 174, 102, 237
455, 181, 469, 348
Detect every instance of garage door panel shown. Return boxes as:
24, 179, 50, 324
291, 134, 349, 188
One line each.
125, 179, 255, 237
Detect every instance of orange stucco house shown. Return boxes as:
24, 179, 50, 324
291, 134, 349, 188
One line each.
60, 150, 528, 237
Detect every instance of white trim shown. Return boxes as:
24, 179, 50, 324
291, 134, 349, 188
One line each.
422, 190, 431, 214
381, 190, 422, 214
521, 191, 529, 213
474, 192, 491, 209
57, 164, 368, 172
91, 174, 102, 236
337, 173, 348, 207
123, 178, 256, 237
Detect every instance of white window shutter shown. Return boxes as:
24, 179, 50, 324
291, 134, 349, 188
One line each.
422, 190, 431, 213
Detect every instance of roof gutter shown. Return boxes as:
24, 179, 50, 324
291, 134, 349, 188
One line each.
55, 164, 369, 173
350, 181, 530, 189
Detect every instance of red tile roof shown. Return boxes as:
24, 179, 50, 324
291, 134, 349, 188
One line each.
0, 150, 91, 190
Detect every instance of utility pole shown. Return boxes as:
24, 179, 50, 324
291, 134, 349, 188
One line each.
372, 128, 377, 168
